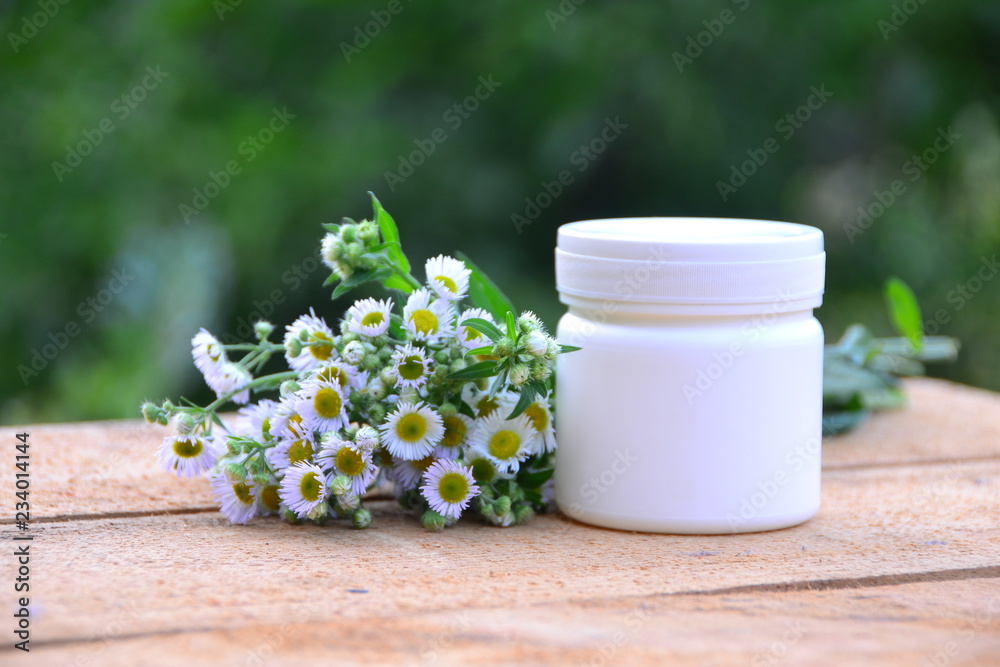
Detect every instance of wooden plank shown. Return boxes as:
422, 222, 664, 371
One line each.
3, 460, 996, 646
2, 378, 999, 522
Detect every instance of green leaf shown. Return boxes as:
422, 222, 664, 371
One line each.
369, 192, 411, 274
461, 317, 504, 342
559, 344, 581, 353
456, 251, 516, 322
330, 267, 393, 300
465, 345, 495, 357
507, 384, 537, 420
487, 368, 509, 399
518, 467, 554, 489
447, 360, 499, 380
457, 400, 477, 419
506, 311, 517, 339
884, 277, 924, 351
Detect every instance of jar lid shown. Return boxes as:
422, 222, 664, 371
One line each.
556, 217, 825, 305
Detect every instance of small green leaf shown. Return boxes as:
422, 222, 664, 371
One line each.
884, 277, 924, 351
330, 267, 392, 300
518, 467, 554, 489
487, 368, 509, 399
506, 384, 537, 420
369, 192, 411, 274
457, 400, 477, 419
448, 360, 499, 380
559, 344, 581, 353
456, 251, 516, 321
461, 317, 504, 342
506, 311, 517, 339
465, 345, 495, 357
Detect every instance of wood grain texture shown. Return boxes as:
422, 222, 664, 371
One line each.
0, 377, 998, 665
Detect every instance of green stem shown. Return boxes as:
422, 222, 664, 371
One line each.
202, 371, 298, 414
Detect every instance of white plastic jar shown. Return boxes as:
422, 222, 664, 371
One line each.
554, 218, 825, 534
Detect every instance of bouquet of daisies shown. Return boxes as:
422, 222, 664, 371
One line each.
141, 194, 575, 530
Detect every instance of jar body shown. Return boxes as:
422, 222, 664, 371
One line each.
555, 303, 823, 534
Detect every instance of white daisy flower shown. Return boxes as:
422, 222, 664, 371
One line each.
461, 385, 517, 419
468, 411, 538, 475
390, 343, 433, 389
284, 309, 338, 372
389, 454, 437, 491
235, 399, 279, 440
464, 455, 508, 484
378, 401, 444, 460
321, 233, 350, 278
425, 254, 471, 301
265, 437, 317, 470
192, 328, 226, 373
317, 437, 377, 496
156, 434, 216, 477
209, 472, 257, 525
521, 396, 557, 453
309, 360, 360, 392
402, 289, 454, 342
296, 379, 348, 433
354, 425, 381, 451
420, 460, 480, 519
268, 399, 313, 441
279, 462, 328, 519
209, 362, 253, 405
346, 298, 393, 337
435, 412, 473, 459
253, 482, 283, 516
456, 308, 496, 350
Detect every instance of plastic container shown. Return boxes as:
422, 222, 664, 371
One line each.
554, 218, 825, 534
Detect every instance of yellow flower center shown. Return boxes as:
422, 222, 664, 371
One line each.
288, 439, 314, 464
313, 387, 343, 419
397, 354, 426, 381
361, 311, 385, 327
259, 485, 281, 512
468, 457, 496, 483
233, 483, 254, 506
409, 309, 439, 335
476, 397, 499, 417
299, 471, 322, 502
440, 415, 467, 448
464, 326, 483, 343
413, 455, 435, 472
434, 275, 458, 293
172, 437, 203, 459
316, 365, 349, 388
436, 471, 470, 503
309, 331, 335, 361
523, 403, 549, 432
395, 413, 428, 443
488, 430, 521, 460
335, 447, 366, 477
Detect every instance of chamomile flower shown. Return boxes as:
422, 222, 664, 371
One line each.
522, 396, 557, 453
236, 399, 279, 440
468, 411, 538, 475
192, 329, 226, 373
253, 482, 283, 516
461, 385, 517, 419
156, 434, 217, 477
284, 309, 338, 372
390, 343, 433, 389
321, 233, 352, 280
402, 289, 454, 342
269, 399, 312, 441
317, 436, 377, 496
456, 308, 496, 350
296, 379, 348, 433
265, 437, 317, 470
390, 454, 437, 491
209, 472, 257, 525
279, 462, 328, 519
347, 298, 393, 337
310, 360, 359, 391
379, 401, 444, 460
420, 460, 479, 519
435, 412, 473, 459
465, 455, 505, 484
425, 255, 471, 301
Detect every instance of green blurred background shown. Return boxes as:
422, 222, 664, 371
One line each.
3, 1, 999, 424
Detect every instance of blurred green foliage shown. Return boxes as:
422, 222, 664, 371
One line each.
2, 0, 999, 424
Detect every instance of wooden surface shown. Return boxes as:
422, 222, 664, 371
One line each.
1, 377, 998, 666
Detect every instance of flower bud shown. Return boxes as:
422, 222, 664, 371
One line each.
352, 507, 373, 529
517, 311, 543, 334
434, 349, 451, 365
357, 220, 379, 244
342, 341, 365, 365
226, 438, 242, 456
493, 339, 514, 358
514, 503, 535, 524
362, 353, 381, 371
354, 425, 380, 451
252, 473, 272, 487
509, 364, 531, 387
494, 495, 512, 516
281, 508, 303, 524
223, 462, 247, 483
140, 402, 160, 424
279, 380, 301, 397
524, 331, 549, 357
285, 337, 303, 358
379, 368, 398, 387
329, 475, 352, 497
337, 493, 360, 512
172, 412, 197, 435
368, 403, 387, 424
254, 320, 274, 341
421, 509, 447, 532
531, 360, 553, 382
308, 501, 330, 522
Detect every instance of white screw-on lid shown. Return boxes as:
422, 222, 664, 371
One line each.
556, 217, 825, 306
